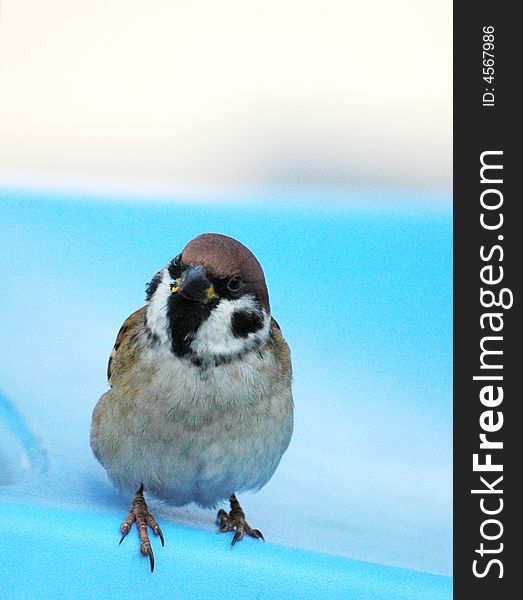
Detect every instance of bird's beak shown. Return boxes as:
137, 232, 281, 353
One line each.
172, 265, 218, 302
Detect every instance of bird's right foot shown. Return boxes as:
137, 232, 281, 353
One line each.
119, 484, 164, 572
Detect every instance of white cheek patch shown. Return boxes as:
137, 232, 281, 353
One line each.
190, 296, 270, 359
145, 267, 172, 344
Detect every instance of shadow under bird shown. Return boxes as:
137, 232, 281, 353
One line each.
90, 233, 294, 571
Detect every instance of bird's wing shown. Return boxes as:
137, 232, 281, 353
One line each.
107, 306, 147, 385
269, 317, 293, 378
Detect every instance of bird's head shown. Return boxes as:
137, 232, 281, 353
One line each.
145, 233, 271, 365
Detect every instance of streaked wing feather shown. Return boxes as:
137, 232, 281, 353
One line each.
107, 306, 147, 384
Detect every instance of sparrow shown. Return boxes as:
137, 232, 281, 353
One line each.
90, 233, 293, 571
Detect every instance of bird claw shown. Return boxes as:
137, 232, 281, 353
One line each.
216, 509, 231, 532
231, 528, 244, 546
216, 509, 228, 521
119, 485, 164, 571
119, 530, 129, 545
154, 525, 165, 547
145, 545, 155, 572
216, 495, 264, 546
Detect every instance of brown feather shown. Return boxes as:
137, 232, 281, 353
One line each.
269, 318, 293, 380
107, 307, 147, 384
181, 233, 270, 313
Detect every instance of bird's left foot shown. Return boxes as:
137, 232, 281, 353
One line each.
119, 485, 164, 572
216, 494, 265, 546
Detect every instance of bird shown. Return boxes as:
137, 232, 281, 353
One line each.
90, 233, 293, 572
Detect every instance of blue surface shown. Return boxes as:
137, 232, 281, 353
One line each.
1, 502, 451, 600
0, 188, 452, 597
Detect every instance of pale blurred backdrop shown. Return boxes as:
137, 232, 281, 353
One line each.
0, 0, 451, 200
1, 1, 453, 579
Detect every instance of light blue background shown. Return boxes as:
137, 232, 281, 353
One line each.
0, 188, 452, 597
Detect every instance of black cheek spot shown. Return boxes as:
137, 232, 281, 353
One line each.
231, 310, 264, 338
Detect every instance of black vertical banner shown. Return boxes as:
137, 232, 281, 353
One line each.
454, 2, 519, 598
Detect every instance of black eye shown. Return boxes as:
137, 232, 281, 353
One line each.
227, 275, 243, 292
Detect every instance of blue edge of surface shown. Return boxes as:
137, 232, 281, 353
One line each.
1, 500, 451, 600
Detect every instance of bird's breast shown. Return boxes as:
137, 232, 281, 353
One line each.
141, 343, 279, 422
99, 342, 293, 506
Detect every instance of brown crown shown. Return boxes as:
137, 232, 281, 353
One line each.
181, 233, 270, 313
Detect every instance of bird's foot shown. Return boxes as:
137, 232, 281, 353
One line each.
216, 494, 265, 546
119, 484, 164, 572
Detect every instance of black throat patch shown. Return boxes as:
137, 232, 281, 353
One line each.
166, 294, 215, 358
